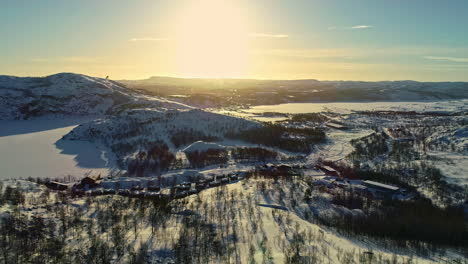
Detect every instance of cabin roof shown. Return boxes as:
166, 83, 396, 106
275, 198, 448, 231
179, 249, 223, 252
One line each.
362, 180, 399, 191
326, 123, 346, 129
48, 181, 67, 185
321, 166, 337, 172
83, 174, 101, 181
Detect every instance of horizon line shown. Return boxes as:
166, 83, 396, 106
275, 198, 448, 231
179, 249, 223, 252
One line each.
2, 72, 468, 83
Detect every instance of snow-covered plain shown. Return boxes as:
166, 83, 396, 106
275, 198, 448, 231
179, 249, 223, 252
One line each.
246, 99, 468, 114
0, 118, 115, 180
306, 129, 374, 164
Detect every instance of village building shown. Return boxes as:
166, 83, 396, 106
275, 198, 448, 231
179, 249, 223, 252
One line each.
45, 181, 68, 191
319, 166, 339, 176
75, 174, 102, 189
362, 180, 399, 198
277, 164, 292, 172
326, 122, 348, 130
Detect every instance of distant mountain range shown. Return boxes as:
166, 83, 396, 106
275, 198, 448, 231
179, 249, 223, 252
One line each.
120, 76, 468, 107
1, 73, 467, 120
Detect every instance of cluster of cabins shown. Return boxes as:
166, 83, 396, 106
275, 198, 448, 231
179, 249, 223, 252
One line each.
46, 173, 245, 200
171, 173, 242, 198
45, 163, 409, 201
46, 175, 102, 192
256, 163, 302, 177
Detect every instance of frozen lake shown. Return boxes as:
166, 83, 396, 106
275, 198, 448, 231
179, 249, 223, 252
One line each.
246, 100, 468, 114
0, 118, 114, 180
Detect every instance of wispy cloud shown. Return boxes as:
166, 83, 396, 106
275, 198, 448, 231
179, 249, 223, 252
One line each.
253, 48, 358, 59
351, 25, 373, 29
61, 57, 102, 63
31, 56, 102, 63
129, 37, 169, 42
424, 56, 468, 63
250, 33, 288, 38
328, 25, 374, 30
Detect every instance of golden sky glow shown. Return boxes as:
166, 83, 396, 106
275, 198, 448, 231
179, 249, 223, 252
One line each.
174, 0, 250, 78
2, 0, 468, 81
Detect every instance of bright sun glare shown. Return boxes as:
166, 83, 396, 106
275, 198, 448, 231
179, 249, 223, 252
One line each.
175, 0, 250, 78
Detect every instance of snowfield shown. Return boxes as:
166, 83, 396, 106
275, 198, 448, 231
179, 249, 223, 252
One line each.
245, 99, 468, 114
306, 129, 375, 164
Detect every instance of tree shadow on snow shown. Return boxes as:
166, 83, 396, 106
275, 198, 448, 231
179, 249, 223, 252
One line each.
257, 203, 288, 211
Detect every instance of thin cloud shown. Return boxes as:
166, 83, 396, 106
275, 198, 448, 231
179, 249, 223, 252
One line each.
250, 33, 288, 38
129, 37, 169, 42
31, 57, 101, 63
328, 25, 374, 30
351, 25, 373, 29
424, 56, 468, 63
253, 48, 358, 59
61, 57, 102, 63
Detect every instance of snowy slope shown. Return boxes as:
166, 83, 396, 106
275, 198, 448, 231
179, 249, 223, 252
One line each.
63, 107, 260, 172
0, 73, 192, 120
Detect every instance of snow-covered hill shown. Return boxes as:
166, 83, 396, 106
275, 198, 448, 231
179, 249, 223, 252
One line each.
63, 107, 260, 173
0, 73, 191, 120
0, 72, 258, 177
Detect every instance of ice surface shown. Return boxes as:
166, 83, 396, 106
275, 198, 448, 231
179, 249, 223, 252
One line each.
0, 118, 115, 180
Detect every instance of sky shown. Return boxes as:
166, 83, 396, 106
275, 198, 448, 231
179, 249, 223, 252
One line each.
1, 0, 468, 81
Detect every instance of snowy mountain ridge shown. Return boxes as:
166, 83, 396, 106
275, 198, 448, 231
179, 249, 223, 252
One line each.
0, 73, 192, 120
123, 76, 468, 99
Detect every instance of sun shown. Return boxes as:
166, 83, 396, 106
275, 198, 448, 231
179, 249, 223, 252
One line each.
174, 0, 250, 78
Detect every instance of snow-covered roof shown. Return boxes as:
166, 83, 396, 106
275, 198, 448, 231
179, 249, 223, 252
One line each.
362, 180, 399, 191
182, 141, 226, 153
326, 123, 346, 129
321, 166, 337, 172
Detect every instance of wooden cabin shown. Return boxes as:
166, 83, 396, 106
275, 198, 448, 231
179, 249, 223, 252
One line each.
76, 174, 102, 189
319, 166, 339, 176
45, 181, 68, 191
